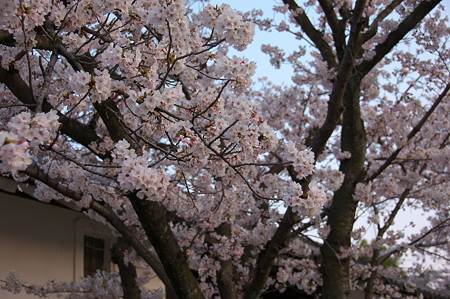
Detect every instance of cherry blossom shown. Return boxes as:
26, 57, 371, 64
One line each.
0, 0, 449, 298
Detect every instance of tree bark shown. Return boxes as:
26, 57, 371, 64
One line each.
111, 238, 142, 299
321, 75, 366, 299
215, 223, 238, 299
128, 194, 205, 299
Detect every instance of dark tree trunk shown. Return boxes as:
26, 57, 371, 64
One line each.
216, 223, 238, 299
111, 238, 142, 299
321, 75, 366, 299
128, 194, 205, 299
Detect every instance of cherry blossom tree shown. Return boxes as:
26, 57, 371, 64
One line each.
0, 0, 449, 298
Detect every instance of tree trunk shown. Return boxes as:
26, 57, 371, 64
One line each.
111, 238, 142, 299
129, 194, 205, 299
321, 75, 366, 299
216, 223, 238, 299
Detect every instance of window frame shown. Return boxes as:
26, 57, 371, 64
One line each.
74, 218, 113, 279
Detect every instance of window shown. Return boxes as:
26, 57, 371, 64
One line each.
75, 218, 112, 278
84, 235, 105, 277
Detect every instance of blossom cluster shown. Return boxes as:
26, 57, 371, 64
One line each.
199, 4, 255, 51
0, 111, 59, 173
113, 140, 170, 200
315, 169, 344, 192
167, 121, 201, 148
145, 0, 187, 29
68, 69, 112, 103
0, 132, 31, 174
213, 55, 257, 89
275, 258, 321, 295
354, 182, 373, 206
0, 270, 164, 299
8, 111, 59, 147
2, 0, 448, 297
284, 141, 315, 179
128, 86, 183, 119
285, 181, 326, 216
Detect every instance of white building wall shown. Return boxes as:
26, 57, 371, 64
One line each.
0, 188, 112, 299
0, 177, 165, 299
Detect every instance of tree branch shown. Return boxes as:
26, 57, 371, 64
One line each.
282, 0, 338, 70
318, 0, 346, 61
367, 81, 450, 182
36, 51, 59, 112
378, 217, 450, 266
362, 0, 403, 43
0, 64, 108, 159
358, 0, 442, 76
243, 207, 300, 299
309, 0, 367, 158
